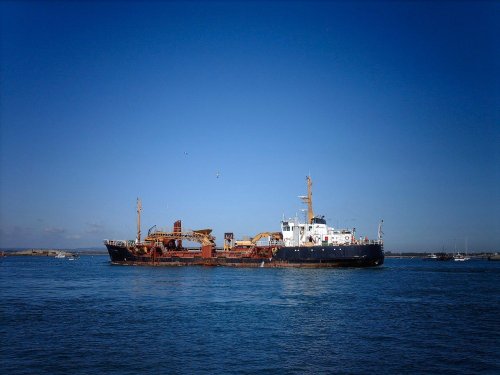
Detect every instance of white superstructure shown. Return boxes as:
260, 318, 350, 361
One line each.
280, 176, 381, 247
281, 216, 356, 247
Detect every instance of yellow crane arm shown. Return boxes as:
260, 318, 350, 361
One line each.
251, 232, 283, 244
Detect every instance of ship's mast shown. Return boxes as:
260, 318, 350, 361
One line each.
299, 176, 314, 224
136, 197, 142, 243
378, 219, 384, 242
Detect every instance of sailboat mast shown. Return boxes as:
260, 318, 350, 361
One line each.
137, 198, 142, 243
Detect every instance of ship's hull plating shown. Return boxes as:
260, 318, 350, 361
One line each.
106, 243, 384, 268
274, 244, 384, 267
106, 244, 267, 266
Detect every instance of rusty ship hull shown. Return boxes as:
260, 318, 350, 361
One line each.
106, 243, 273, 267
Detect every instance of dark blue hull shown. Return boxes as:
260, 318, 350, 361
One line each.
274, 244, 384, 267
106, 245, 136, 263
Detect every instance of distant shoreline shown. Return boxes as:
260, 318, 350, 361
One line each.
385, 254, 493, 260
1, 249, 108, 256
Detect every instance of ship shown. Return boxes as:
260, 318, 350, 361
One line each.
274, 176, 384, 267
104, 177, 384, 267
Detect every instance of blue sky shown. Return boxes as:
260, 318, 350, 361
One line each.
1, 1, 498, 252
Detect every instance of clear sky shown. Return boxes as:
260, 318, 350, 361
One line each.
1, 1, 498, 252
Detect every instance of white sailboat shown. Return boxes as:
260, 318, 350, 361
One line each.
454, 238, 470, 261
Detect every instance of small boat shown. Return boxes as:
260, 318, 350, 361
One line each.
424, 253, 438, 260
453, 239, 470, 261
55, 252, 65, 259
453, 253, 470, 261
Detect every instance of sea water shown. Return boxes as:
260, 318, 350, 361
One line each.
1, 256, 499, 374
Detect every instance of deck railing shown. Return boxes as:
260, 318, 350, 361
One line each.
104, 239, 134, 248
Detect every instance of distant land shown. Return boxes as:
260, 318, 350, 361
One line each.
384, 251, 498, 260
1, 247, 103, 251
1, 247, 107, 255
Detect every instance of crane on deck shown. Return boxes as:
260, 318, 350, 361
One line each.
233, 232, 283, 248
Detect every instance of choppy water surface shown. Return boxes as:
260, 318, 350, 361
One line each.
1, 256, 499, 374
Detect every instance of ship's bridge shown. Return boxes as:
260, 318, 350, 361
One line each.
281, 217, 359, 247
311, 216, 326, 225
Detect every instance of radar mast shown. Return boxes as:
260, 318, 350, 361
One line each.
378, 219, 384, 242
299, 176, 314, 224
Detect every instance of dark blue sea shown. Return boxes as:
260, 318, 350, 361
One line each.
1, 256, 499, 374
